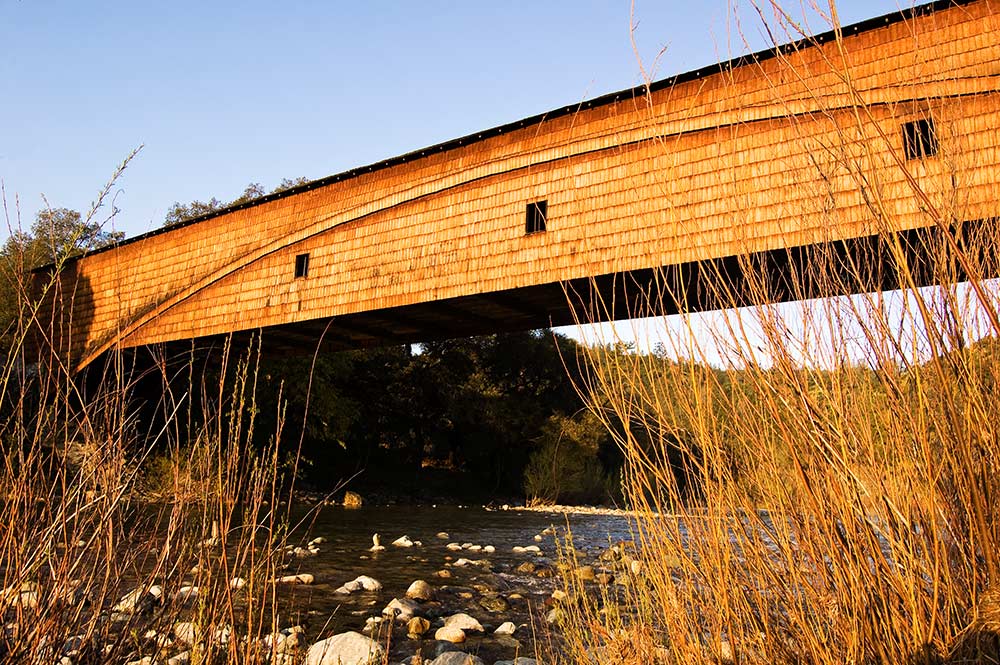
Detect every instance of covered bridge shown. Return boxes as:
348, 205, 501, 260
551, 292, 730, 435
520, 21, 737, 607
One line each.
33, 0, 1000, 370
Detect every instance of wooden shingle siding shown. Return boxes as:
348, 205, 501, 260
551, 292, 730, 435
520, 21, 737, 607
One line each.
36, 0, 1000, 369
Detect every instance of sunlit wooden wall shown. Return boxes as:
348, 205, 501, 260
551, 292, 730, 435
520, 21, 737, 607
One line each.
38, 0, 1000, 369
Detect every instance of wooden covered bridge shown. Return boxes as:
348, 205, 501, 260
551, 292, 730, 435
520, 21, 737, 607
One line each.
33, 0, 1000, 371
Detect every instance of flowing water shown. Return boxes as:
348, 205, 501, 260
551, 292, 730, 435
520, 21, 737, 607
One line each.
279, 504, 635, 662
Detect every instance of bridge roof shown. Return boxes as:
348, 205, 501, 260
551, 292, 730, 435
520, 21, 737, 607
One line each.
39, 0, 974, 272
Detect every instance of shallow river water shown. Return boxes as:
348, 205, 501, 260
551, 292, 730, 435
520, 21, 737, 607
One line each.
277, 504, 634, 661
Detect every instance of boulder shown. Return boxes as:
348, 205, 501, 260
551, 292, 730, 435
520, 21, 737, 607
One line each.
433, 626, 466, 643
427, 652, 485, 665
304, 631, 383, 665
173, 621, 199, 646
343, 491, 364, 508
493, 621, 516, 636
406, 616, 431, 638
112, 585, 162, 614
391, 535, 414, 547
443, 613, 484, 633
478, 595, 509, 613
337, 575, 383, 594
405, 579, 434, 601
382, 597, 422, 620
277, 573, 314, 585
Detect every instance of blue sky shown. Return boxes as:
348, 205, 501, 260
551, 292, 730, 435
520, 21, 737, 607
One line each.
1, 0, 907, 240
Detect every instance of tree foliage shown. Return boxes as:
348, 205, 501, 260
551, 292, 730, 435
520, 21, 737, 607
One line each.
163, 177, 310, 226
1, 207, 123, 350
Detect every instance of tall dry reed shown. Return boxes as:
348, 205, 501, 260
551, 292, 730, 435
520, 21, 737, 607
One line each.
0, 166, 311, 664
557, 2, 1000, 663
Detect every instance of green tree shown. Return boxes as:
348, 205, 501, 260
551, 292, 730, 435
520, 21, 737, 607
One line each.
1, 207, 122, 349
163, 177, 310, 226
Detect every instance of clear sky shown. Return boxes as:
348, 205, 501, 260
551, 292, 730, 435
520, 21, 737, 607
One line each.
1, 0, 908, 240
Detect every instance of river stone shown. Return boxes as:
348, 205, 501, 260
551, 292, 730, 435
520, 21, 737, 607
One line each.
304, 631, 383, 665
405, 579, 434, 601
112, 584, 162, 614
343, 491, 364, 508
392, 535, 415, 547
494, 659, 537, 665
437, 532, 450, 539
575, 565, 595, 581
277, 573, 314, 585
167, 651, 190, 665
443, 613, 484, 632
435, 569, 452, 578
493, 621, 516, 636
406, 616, 431, 638
433, 626, 466, 643
383, 597, 422, 620
427, 652, 484, 665
173, 621, 198, 646
514, 562, 535, 574
354, 575, 382, 591
478, 594, 509, 613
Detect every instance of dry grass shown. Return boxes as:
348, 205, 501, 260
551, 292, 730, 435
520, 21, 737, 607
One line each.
0, 172, 311, 664
552, 2, 1000, 663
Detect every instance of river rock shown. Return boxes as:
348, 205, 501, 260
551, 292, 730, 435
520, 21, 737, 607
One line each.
277, 573, 314, 585
262, 626, 303, 653
112, 585, 162, 613
437, 532, 450, 539
304, 631, 383, 665
446, 543, 463, 551
435, 569, 452, 578
575, 565, 595, 581
427, 652, 484, 665
173, 585, 199, 603
478, 594, 509, 613
406, 616, 431, 638
514, 562, 535, 574
392, 535, 415, 547
494, 621, 516, 636
383, 597, 422, 620
343, 491, 364, 508
173, 622, 198, 646
167, 652, 190, 665
433, 626, 466, 643
494, 659, 537, 665
443, 613, 484, 633
229, 576, 247, 590
405, 579, 434, 601
337, 575, 382, 594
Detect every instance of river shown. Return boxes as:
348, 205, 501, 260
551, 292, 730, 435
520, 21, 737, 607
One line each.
278, 504, 635, 662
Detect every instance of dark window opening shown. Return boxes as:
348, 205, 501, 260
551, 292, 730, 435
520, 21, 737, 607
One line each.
294, 253, 309, 278
525, 200, 548, 235
902, 118, 939, 160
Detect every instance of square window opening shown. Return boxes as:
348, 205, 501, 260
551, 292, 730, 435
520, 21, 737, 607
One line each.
525, 200, 548, 235
294, 253, 310, 278
902, 118, 939, 160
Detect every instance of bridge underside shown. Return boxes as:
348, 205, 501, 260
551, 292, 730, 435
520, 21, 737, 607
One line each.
132, 221, 995, 363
